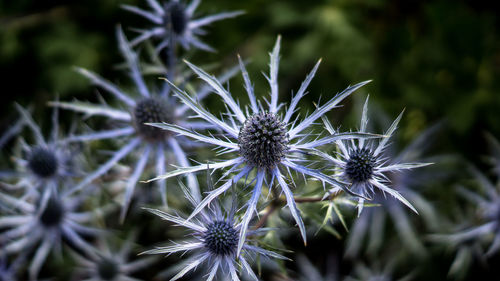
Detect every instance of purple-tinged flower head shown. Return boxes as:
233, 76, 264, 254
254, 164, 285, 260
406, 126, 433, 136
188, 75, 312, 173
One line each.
142, 178, 286, 281
70, 234, 157, 281
146, 37, 376, 255
0, 184, 102, 281
318, 96, 431, 216
50, 27, 237, 221
345, 122, 442, 258
122, 0, 244, 53
0, 105, 81, 200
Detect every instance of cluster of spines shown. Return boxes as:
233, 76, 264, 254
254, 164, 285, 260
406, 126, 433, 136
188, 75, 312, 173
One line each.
238, 112, 289, 169
28, 147, 58, 178
133, 98, 172, 142
345, 148, 376, 183
164, 2, 189, 35
202, 220, 239, 257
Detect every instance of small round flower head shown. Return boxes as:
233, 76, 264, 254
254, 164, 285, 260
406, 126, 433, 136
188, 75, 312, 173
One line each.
147, 37, 374, 255
122, 0, 243, 53
238, 111, 289, 168
70, 235, 156, 281
319, 97, 431, 216
202, 220, 239, 256
133, 97, 175, 141
50, 27, 240, 221
0, 185, 100, 280
28, 147, 59, 179
344, 123, 441, 258
142, 180, 286, 281
1, 105, 80, 199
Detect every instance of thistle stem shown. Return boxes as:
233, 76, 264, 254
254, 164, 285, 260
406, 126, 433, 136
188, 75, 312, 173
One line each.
252, 192, 342, 230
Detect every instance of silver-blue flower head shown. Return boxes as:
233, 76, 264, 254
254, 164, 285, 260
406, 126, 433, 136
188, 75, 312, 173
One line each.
142, 180, 286, 281
49, 27, 241, 221
345, 147, 376, 183
344, 123, 441, 258
1, 105, 81, 200
133, 97, 175, 141
319, 96, 431, 216
28, 147, 59, 179
146, 36, 374, 256
123, 0, 244, 53
238, 111, 289, 169
0, 185, 101, 281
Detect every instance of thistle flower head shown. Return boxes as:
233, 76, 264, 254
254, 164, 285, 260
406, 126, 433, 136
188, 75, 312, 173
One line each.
345, 147, 376, 183
238, 111, 289, 169
344, 121, 442, 258
97, 258, 119, 280
0, 185, 100, 280
38, 195, 65, 227
147, 37, 374, 255
320, 96, 431, 216
133, 97, 174, 142
28, 147, 59, 178
164, 1, 189, 35
142, 179, 286, 281
2, 105, 81, 199
49, 27, 236, 220
202, 220, 239, 256
123, 0, 243, 53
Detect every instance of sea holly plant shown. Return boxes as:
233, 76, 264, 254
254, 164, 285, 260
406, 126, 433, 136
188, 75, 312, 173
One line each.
142, 176, 287, 281
344, 121, 442, 258
123, 0, 243, 53
123, 0, 243, 81
0, 184, 102, 281
50, 27, 234, 221
0, 0, 455, 279
316, 96, 432, 216
146, 36, 379, 255
0, 105, 81, 200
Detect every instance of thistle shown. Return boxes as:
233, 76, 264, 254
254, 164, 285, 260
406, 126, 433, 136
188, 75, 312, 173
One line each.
50, 27, 236, 221
345, 122, 441, 258
141, 179, 286, 281
0, 186, 101, 280
318, 97, 431, 216
0, 105, 80, 200
123, 0, 243, 53
147, 37, 375, 255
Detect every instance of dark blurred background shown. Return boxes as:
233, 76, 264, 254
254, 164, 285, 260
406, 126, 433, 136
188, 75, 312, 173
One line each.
0, 0, 499, 279
1, 0, 499, 157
